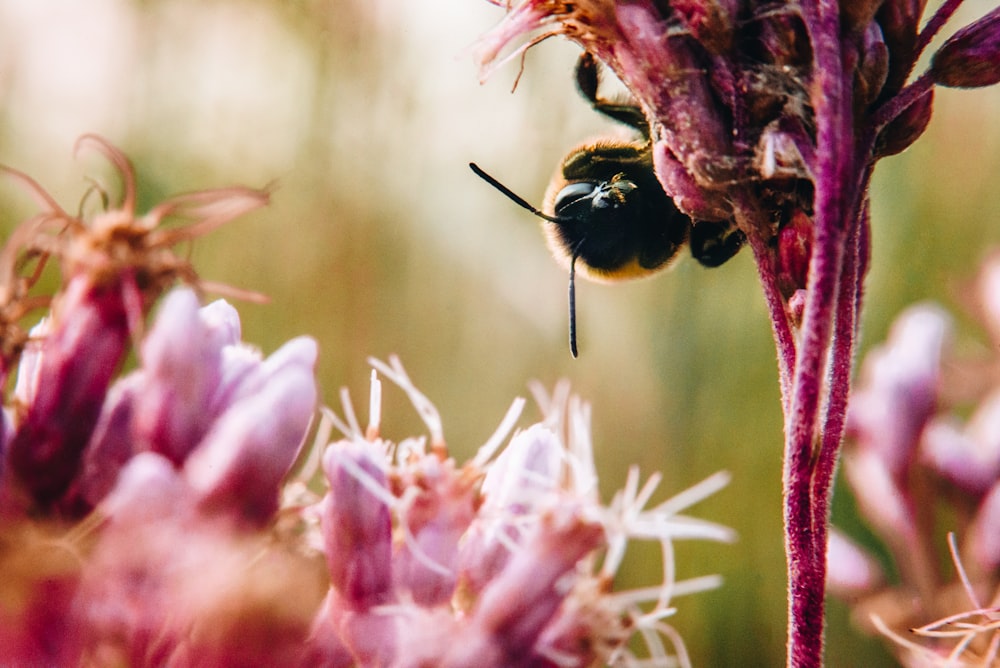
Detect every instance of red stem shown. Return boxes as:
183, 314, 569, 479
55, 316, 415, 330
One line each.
809, 201, 867, 587
742, 199, 796, 415
784, 1, 855, 666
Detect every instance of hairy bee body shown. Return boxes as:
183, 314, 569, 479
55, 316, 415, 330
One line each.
541, 52, 744, 282
471, 51, 745, 355
541, 139, 689, 282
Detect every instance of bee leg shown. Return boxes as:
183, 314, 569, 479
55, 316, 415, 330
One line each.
689, 219, 746, 267
574, 52, 649, 136
568, 253, 579, 358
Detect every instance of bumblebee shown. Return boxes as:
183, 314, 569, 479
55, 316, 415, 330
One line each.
472, 52, 745, 356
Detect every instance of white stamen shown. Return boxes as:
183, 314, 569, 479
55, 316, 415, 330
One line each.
473, 396, 526, 468
368, 369, 382, 438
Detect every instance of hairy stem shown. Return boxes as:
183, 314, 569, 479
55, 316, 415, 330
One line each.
784, 1, 857, 665
741, 198, 796, 415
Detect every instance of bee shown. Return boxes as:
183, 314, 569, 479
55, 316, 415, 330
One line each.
471, 52, 745, 357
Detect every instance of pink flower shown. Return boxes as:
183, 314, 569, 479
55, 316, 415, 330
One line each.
0, 138, 731, 667
836, 254, 1000, 663
306, 360, 735, 667
0, 135, 270, 516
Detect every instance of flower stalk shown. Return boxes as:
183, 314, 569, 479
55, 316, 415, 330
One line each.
473, 0, 1000, 664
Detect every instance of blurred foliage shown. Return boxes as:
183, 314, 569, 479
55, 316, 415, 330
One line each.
0, 0, 998, 665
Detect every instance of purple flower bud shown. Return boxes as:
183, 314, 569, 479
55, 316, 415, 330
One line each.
320, 440, 394, 610
776, 210, 814, 298
931, 7, 1000, 88
843, 449, 920, 567
66, 375, 142, 510
826, 528, 885, 598
968, 480, 1000, 571
218, 331, 318, 410
460, 425, 565, 593
874, 87, 933, 157
184, 337, 317, 525
856, 21, 890, 107
921, 390, 1000, 495
877, 0, 924, 95
976, 250, 1000, 344
440, 505, 605, 667
6, 277, 129, 510
101, 451, 192, 525
316, 440, 398, 665
671, 0, 737, 54
394, 457, 476, 607
135, 290, 231, 465
196, 297, 243, 347
847, 304, 951, 479
481, 424, 563, 512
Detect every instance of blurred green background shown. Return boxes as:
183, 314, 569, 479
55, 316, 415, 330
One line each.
0, 0, 998, 665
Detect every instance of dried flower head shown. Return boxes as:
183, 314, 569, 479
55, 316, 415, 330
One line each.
0, 137, 271, 515
0, 135, 267, 367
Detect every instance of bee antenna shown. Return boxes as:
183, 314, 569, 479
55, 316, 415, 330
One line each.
569, 252, 579, 358
469, 162, 562, 224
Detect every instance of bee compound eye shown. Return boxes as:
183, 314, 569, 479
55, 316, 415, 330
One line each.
554, 182, 598, 214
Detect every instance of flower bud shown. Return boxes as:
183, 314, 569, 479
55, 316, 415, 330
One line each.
101, 452, 190, 525
393, 457, 476, 606
931, 7, 1000, 88
460, 425, 565, 593
843, 0, 887, 36
968, 480, 1000, 572
320, 441, 393, 610
843, 449, 918, 559
776, 209, 813, 299
921, 392, 1000, 495
135, 290, 230, 465
826, 528, 885, 598
441, 505, 604, 667
184, 338, 317, 525
70, 376, 142, 509
847, 304, 951, 478
7, 278, 129, 509
874, 87, 933, 157
877, 0, 923, 95
855, 21, 890, 107
671, 0, 737, 54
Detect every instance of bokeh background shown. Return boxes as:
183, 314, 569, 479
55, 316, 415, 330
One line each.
0, 0, 998, 665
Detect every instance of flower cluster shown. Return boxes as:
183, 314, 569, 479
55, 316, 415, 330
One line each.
306, 359, 735, 667
475, 0, 1000, 286
0, 140, 733, 666
831, 252, 1000, 665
